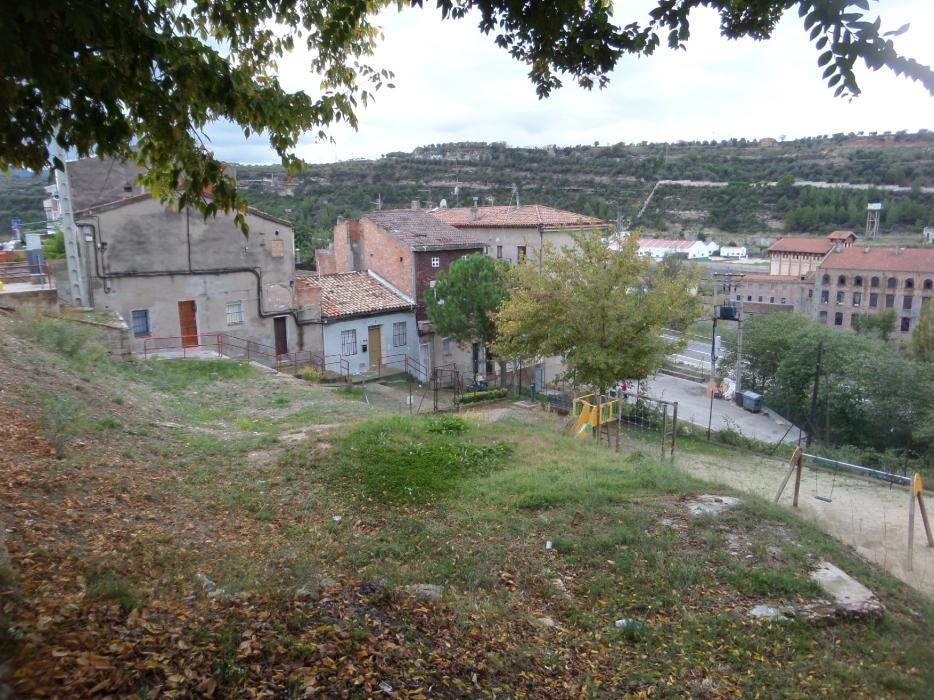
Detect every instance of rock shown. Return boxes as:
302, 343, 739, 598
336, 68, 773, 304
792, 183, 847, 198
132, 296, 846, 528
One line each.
536, 616, 557, 628
686, 495, 741, 517
614, 618, 647, 633
808, 561, 885, 621
402, 584, 444, 601
749, 604, 796, 622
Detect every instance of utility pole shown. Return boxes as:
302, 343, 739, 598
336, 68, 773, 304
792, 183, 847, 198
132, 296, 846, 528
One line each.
805, 342, 823, 448
52, 140, 89, 307
734, 298, 745, 395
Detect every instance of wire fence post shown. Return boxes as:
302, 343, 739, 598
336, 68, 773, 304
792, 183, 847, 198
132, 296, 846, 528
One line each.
671, 401, 678, 460
661, 404, 668, 460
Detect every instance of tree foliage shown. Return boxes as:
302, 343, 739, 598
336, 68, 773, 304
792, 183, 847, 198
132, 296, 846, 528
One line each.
2, 1, 932, 232
852, 308, 896, 341
493, 231, 701, 389
425, 253, 510, 347
725, 312, 934, 455
911, 301, 934, 362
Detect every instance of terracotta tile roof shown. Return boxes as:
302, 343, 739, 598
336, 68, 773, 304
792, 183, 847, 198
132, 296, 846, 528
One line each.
819, 247, 934, 274
430, 204, 606, 229
296, 271, 413, 320
368, 209, 485, 251
828, 230, 857, 241
768, 238, 835, 255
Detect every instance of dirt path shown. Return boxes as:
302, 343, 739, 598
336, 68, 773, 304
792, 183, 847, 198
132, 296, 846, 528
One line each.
675, 450, 934, 599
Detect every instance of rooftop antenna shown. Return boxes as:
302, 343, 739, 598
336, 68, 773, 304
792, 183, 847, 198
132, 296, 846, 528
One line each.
866, 202, 882, 239
510, 183, 519, 209
371, 193, 382, 211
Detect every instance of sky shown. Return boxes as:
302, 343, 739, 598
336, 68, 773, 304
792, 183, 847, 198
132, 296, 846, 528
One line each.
205, 1, 934, 165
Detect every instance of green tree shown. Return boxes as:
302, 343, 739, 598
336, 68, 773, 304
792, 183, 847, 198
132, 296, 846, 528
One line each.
493, 231, 701, 391
852, 309, 897, 341
3, 1, 932, 230
41, 230, 66, 260
425, 254, 509, 351
912, 302, 934, 362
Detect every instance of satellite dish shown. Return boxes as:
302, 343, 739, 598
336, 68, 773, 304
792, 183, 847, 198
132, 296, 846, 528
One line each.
439, 198, 448, 208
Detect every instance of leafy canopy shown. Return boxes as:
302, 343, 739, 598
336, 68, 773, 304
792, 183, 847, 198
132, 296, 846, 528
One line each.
425, 253, 510, 347
493, 231, 701, 389
3, 1, 932, 231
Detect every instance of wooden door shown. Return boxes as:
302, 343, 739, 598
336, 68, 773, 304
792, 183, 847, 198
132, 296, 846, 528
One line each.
368, 325, 381, 368
177, 300, 198, 347
274, 317, 288, 355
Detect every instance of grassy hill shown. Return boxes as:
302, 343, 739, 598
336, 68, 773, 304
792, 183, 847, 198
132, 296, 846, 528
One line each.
1, 310, 933, 697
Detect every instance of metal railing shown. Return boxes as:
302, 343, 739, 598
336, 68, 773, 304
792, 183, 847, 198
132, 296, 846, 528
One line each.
142, 332, 350, 379
0, 260, 54, 289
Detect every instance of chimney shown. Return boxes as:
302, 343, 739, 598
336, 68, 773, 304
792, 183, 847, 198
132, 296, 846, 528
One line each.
470, 197, 479, 222
411, 200, 419, 210
833, 243, 841, 252
864, 247, 870, 254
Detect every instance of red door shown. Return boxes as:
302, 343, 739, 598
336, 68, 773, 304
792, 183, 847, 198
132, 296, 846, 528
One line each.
178, 300, 198, 347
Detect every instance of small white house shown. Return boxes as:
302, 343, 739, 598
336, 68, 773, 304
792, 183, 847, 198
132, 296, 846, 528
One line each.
704, 240, 720, 256
719, 246, 748, 259
295, 271, 420, 376
636, 238, 710, 260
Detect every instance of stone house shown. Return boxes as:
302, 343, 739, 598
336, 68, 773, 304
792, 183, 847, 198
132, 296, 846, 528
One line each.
60, 157, 299, 356
430, 204, 607, 266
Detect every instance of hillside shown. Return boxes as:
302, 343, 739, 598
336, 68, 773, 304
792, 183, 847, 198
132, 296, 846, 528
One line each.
2, 310, 934, 697
4, 132, 934, 259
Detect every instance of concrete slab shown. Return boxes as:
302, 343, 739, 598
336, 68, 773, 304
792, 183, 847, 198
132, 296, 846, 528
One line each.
810, 561, 885, 620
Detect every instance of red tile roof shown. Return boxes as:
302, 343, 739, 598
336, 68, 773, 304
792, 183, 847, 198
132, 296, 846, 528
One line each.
768, 238, 835, 255
819, 247, 934, 274
431, 204, 606, 229
828, 230, 857, 241
296, 271, 413, 320
368, 210, 485, 251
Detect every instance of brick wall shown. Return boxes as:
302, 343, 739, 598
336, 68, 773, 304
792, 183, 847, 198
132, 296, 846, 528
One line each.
315, 249, 336, 274
358, 219, 414, 296
414, 249, 481, 321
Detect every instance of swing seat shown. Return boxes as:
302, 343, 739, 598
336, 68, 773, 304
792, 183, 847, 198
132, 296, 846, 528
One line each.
814, 495, 833, 503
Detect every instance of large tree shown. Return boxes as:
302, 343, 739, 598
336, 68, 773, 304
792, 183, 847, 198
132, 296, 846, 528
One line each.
4, 1, 932, 229
493, 231, 701, 390
425, 253, 509, 351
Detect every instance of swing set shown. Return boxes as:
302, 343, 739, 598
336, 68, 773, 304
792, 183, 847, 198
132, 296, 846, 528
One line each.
774, 447, 934, 570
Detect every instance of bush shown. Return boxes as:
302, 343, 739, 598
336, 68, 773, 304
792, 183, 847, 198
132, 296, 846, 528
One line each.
460, 388, 508, 404
41, 395, 80, 458
425, 415, 468, 434
296, 366, 323, 382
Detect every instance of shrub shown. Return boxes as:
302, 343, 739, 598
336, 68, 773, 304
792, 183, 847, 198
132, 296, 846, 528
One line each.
296, 366, 323, 382
425, 415, 468, 434
460, 388, 508, 404
14, 311, 106, 369
41, 395, 80, 458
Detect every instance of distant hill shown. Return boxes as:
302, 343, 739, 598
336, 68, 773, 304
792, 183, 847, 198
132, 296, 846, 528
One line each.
5, 132, 934, 256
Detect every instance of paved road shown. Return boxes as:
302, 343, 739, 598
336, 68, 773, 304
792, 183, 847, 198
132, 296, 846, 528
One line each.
644, 373, 800, 445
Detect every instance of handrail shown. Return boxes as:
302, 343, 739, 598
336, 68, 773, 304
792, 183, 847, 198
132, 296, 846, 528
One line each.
142, 331, 351, 379
0, 261, 54, 287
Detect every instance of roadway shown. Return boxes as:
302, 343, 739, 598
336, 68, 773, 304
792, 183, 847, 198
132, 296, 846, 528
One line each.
643, 373, 801, 445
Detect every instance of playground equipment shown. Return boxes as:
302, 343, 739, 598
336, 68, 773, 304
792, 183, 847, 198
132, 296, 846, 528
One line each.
572, 393, 621, 437
774, 448, 934, 570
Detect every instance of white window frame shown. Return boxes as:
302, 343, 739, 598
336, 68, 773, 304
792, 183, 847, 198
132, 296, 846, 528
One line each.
341, 329, 357, 355
442, 336, 452, 354
392, 321, 406, 348
431, 256, 440, 268
131, 309, 150, 338
225, 300, 244, 326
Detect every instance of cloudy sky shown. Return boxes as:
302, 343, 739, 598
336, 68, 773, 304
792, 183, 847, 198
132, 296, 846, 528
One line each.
206, 0, 933, 165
